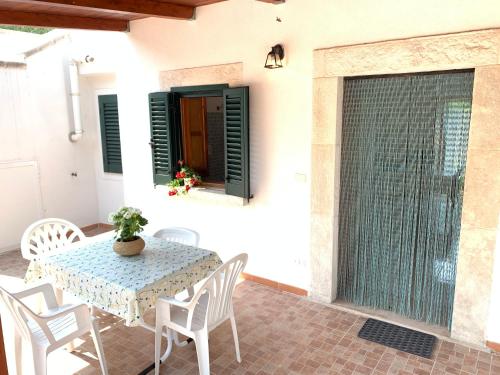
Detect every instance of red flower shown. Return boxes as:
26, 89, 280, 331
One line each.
168, 190, 177, 196
185, 185, 190, 192
179, 171, 186, 178
175, 172, 181, 179
190, 178, 199, 186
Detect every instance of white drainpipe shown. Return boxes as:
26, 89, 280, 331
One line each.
68, 59, 82, 142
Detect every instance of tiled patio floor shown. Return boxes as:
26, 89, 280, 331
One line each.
0, 232, 499, 374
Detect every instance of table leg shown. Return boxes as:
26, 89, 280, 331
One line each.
137, 321, 193, 374
173, 331, 190, 347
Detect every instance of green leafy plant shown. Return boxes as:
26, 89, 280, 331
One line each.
0, 25, 52, 34
108, 207, 148, 242
167, 160, 201, 196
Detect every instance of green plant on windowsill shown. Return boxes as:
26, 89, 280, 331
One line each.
167, 160, 202, 196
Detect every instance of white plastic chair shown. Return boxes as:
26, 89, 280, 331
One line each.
21, 218, 86, 261
0, 283, 108, 375
153, 227, 200, 247
154, 253, 248, 375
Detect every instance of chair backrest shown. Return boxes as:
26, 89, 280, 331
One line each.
193, 253, 247, 329
153, 227, 200, 247
0, 287, 37, 343
21, 218, 86, 260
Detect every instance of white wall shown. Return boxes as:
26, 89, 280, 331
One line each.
80, 74, 124, 223
0, 162, 43, 252
24, 39, 100, 227
0, 31, 103, 249
90, 0, 500, 290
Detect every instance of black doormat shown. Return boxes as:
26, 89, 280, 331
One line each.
358, 318, 436, 358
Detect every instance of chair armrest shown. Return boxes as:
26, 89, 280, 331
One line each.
159, 296, 191, 309
33, 303, 90, 345
39, 303, 89, 320
158, 295, 202, 331
39, 303, 89, 321
14, 283, 58, 309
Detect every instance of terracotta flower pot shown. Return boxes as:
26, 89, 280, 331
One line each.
113, 236, 145, 256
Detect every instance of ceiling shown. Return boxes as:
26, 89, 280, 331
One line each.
0, 0, 228, 32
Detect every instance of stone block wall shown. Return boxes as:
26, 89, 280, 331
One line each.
311, 29, 500, 346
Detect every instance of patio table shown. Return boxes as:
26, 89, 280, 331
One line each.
25, 234, 222, 327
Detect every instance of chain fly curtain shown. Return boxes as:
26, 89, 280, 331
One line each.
337, 70, 474, 328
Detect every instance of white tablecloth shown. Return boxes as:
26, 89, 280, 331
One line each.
25, 235, 222, 326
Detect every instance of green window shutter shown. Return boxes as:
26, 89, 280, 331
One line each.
223, 87, 250, 198
149, 92, 175, 185
98, 94, 122, 174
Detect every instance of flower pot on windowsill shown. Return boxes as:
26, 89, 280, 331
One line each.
113, 236, 145, 256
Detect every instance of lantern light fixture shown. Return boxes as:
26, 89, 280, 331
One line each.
264, 44, 284, 69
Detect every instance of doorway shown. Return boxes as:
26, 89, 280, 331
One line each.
337, 70, 474, 329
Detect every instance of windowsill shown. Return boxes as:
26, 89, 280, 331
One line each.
188, 186, 248, 206
100, 172, 123, 182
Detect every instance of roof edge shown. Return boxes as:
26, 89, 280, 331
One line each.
0, 60, 27, 68
23, 31, 69, 58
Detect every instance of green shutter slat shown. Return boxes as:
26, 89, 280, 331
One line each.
149, 91, 176, 185
223, 87, 250, 198
98, 94, 122, 174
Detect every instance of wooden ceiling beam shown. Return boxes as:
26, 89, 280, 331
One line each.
32, 0, 195, 19
0, 10, 129, 31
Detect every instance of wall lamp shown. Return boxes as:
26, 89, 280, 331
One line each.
264, 44, 284, 69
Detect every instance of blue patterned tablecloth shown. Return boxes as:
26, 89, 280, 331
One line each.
25, 235, 222, 326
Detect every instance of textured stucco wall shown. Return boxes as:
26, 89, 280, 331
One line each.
452, 65, 500, 345
0, 36, 101, 252
159, 63, 243, 90
311, 29, 500, 346
314, 29, 500, 78
310, 77, 343, 303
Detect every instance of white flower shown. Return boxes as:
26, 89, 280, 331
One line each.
124, 211, 132, 219
108, 212, 115, 223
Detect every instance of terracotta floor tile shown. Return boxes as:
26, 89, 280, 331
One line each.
1, 240, 498, 375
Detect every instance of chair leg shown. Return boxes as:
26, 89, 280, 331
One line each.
154, 325, 162, 375
229, 311, 241, 363
194, 330, 210, 375
32, 347, 47, 375
65, 339, 76, 352
55, 288, 63, 306
90, 319, 108, 375
14, 330, 22, 375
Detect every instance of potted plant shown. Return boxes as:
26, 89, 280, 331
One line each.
167, 160, 202, 196
108, 207, 148, 256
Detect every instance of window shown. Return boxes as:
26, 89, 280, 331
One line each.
98, 94, 122, 173
148, 85, 250, 199
179, 96, 224, 183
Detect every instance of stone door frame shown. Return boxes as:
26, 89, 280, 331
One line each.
310, 29, 500, 345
